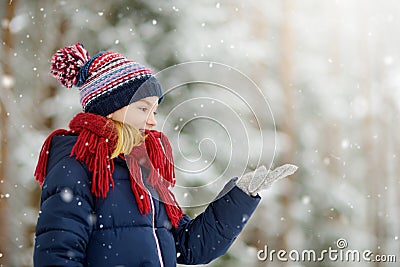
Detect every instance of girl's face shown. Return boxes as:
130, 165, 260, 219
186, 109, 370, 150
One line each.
110, 96, 159, 132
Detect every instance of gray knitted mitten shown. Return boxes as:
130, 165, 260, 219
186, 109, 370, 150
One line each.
236, 164, 298, 196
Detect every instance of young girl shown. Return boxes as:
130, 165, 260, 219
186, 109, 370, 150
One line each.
33, 43, 297, 267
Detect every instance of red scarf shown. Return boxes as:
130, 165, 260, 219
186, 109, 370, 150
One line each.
34, 112, 183, 228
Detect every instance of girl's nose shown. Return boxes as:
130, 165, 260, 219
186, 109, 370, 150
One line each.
146, 112, 157, 128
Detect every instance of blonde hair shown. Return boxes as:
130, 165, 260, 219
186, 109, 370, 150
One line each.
110, 120, 145, 158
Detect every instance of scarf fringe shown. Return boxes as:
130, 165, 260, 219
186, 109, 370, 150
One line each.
34, 128, 70, 186
126, 156, 151, 215
144, 132, 176, 187
71, 129, 115, 198
35, 112, 183, 228
125, 130, 183, 228
155, 184, 183, 227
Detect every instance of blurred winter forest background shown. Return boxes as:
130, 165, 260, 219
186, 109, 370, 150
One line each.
1, 0, 400, 266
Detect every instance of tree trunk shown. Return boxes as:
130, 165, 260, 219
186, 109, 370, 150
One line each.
277, 0, 296, 263
360, 33, 382, 267
0, 1, 17, 265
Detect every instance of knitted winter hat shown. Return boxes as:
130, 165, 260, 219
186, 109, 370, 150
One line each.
50, 42, 163, 116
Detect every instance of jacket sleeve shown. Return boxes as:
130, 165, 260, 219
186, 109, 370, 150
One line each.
172, 178, 261, 265
34, 157, 94, 267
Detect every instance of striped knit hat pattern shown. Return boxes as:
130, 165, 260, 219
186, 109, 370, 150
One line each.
50, 42, 163, 116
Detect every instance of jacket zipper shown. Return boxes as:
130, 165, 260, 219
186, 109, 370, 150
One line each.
149, 192, 164, 267
140, 169, 164, 267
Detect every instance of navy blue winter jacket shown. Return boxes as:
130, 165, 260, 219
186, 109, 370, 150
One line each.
34, 135, 261, 266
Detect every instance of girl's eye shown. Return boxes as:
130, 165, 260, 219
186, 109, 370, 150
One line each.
153, 111, 158, 116
139, 107, 148, 112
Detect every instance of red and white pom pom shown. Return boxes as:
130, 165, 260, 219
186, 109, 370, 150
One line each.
50, 42, 90, 88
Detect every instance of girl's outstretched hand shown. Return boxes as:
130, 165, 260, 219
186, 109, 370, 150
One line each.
236, 164, 298, 196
